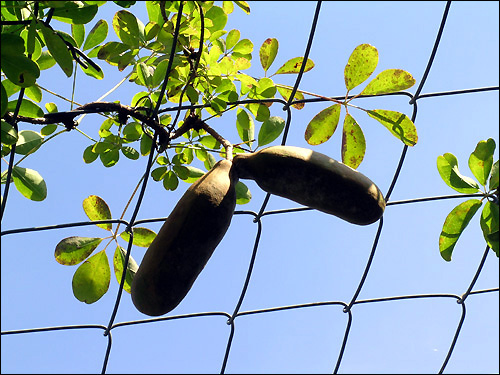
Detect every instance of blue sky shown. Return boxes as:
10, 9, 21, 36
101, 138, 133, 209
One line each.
1, 1, 499, 373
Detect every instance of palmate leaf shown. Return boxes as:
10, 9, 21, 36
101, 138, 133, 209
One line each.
342, 114, 366, 169
72, 250, 110, 304
367, 109, 417, 146
83, 195, 112, 231
489, 160, 499, 190
468, 138, 496, 186
437, 153, 480, 194
439, 199, 483, 261
305, 104, 341, 145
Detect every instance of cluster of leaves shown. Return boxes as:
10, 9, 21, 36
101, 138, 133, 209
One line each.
1, 1, 317, 204
303, 43, 418, 169
437, 138, 499, 261
54, 195, 151, 303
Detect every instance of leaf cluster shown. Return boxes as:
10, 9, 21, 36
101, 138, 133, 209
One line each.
303, 44, 417, 169
437, 138, 499, 260
54, 195, 154, 303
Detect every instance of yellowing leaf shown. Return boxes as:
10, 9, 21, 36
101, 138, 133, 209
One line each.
120, 227, 157, 247
274, 57, 314, 75
367, 109, 417, 146
55, 236, 103, 265
342, 114, 366, 169
305, 104, 341, 145
72, 250, 110, 304
260, 37, 278, 72
361, 69, 415, 95
344, 44, 378, 91
83, 195, 112, 231
113, 246, 138, 293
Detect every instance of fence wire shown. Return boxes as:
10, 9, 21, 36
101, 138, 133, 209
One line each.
1, 1, 499, 374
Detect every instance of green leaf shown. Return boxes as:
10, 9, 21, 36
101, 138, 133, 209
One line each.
120, 227, 157, 247
15, 130, 43, 155
304, 104, 341, 145
226, 29, 240, 50
71, 24, 85, 48
205, 6, 228, 33
274, 57, 314, 75
41, 124, 58, 136
83, 144, 99, 163
255, 77, 276, 98
151, 166, 168, 181
480, 200, 499, 256
232, 38, 253, 55
1, 120, 18, 145
113, 246, 138, 293
7, 99, 44, 118
39, 24, 74, 77
121, 145, 140, 160
234, 1, 250, 14
140, 133, 153, 156
1, 82, 7, 116
342, 114, 366, 169
361, 69, 416, 95
122, 122, 142, 142
163, 170, 179, 191
53, 3, 99, 24
259, 37, 278, 73
439, 199, 483, 261
236, 108, 255, 146
437, 153, 481, 194
245, 102, 270, 122
83, 195, 113, 231
100, 148, 120, 167
36, 51, 57, 70
183, 166, 206, 183
82, 19, 108, 51
11, 166, 47, 201
258, 116, 285, 147
72, 250, 110, 304
55, 236, 103, 265
468, 138, 496, 186
136, 62, 153, 88
344, 44, 378, 91
0, 34, 40, 87
25, 85, 42, 103
489, 160, 499, 190
367, 109, 418, 146
236, 180, 251, 205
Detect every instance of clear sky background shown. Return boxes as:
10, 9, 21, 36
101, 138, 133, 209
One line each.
1, 1, 499, 374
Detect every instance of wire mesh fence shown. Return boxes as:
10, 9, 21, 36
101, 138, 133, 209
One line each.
1, 1, 499, 374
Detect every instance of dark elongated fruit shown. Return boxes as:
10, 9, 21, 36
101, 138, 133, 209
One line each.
233, 146, 385, 225
131, 160, 237, 316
